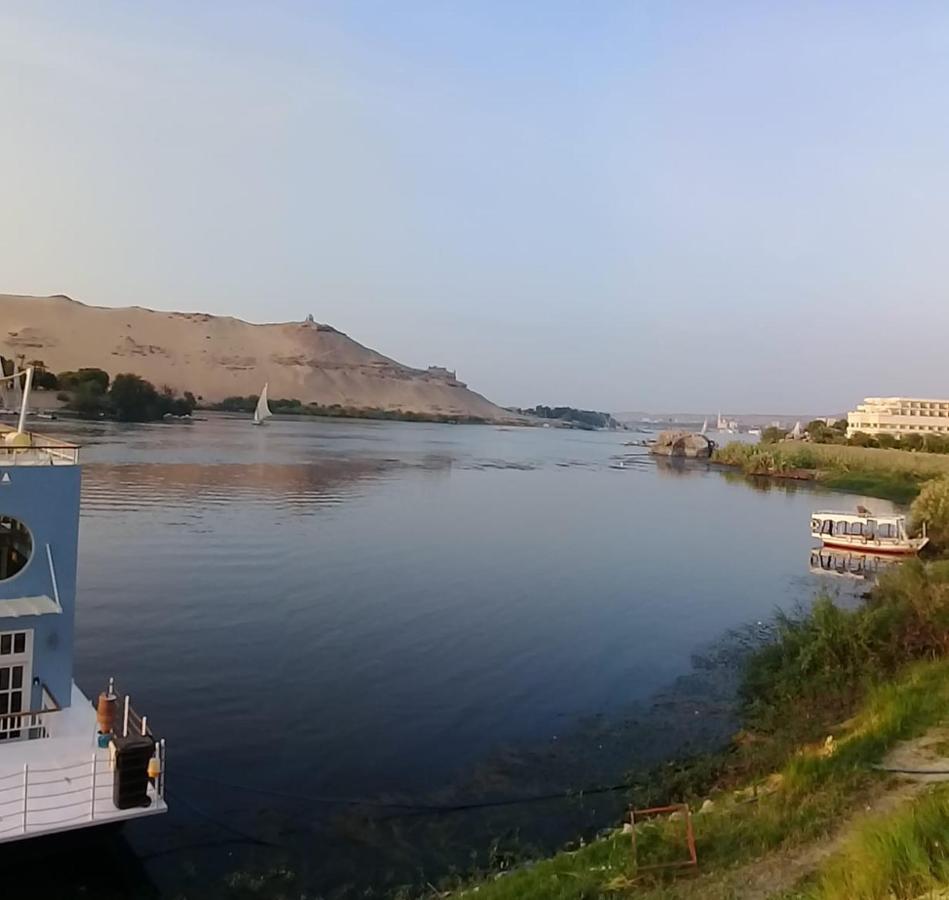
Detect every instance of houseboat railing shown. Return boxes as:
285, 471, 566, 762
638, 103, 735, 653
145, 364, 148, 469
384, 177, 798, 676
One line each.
106, 680, 154, 740
0, 739, 165, 838
0, 683, 62, 742
0, 425, 79, 466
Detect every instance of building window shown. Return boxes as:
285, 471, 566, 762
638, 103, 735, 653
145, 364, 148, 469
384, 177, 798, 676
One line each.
0, 629, 32, 741
0, 517, 32, 582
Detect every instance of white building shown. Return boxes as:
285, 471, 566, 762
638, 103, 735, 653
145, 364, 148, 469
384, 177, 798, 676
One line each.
847, 397, 949, 438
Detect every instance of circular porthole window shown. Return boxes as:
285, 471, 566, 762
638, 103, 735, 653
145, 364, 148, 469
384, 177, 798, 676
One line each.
0, 516, 32, 581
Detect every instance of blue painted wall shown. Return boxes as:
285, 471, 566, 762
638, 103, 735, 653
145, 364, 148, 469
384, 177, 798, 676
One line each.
0, 465, 80, 710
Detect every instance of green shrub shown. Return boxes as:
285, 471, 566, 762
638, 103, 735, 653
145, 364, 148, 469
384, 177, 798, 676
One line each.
848, 431, 878, 448
903, 433, 924, 451
57, 367, 110, 392
910, 476, 949, 551
761, 426, 788, 444
741, 562, 949, 733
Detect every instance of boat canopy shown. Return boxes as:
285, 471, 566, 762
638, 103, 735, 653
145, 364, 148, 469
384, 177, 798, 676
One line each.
811, 511, 905, 525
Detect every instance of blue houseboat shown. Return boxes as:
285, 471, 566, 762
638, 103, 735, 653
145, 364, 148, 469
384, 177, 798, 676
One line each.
0, 367, 166, 842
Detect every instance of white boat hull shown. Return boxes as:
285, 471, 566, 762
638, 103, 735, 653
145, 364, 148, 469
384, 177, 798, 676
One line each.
814, 534, 928, 556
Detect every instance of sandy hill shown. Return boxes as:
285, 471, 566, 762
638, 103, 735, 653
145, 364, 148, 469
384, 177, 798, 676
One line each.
0, 294, 513, 420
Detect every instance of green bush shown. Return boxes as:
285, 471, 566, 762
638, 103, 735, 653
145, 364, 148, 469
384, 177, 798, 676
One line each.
848, 431, 878, 448
740, 561, 949, 732
910, 476, 949, 551
66, 380, 109, 416
57, 367, 110, 392
903, 433, 924, 451
107, 374, 196, 421
761, 426, 788, 444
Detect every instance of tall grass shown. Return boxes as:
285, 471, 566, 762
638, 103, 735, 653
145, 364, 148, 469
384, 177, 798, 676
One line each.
776, 442, 949, 478
712, 441, 943, 502
741, 562, 949, 733
805, 785, 949, 900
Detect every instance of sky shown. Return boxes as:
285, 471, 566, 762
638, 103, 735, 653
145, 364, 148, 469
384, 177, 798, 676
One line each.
3, 1, 949, 413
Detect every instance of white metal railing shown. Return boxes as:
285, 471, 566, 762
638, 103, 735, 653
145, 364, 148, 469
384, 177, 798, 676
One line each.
0, 712, 50, 742
0, 740, 165, 840
0, 426, 79, 466
0, 684, 62, 742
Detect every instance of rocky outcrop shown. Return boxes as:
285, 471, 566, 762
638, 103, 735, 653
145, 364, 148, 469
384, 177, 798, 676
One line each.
650, 430, 715, 459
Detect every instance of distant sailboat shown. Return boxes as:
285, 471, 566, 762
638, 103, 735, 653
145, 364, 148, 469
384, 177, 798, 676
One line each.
791, 420, 803, 440
700, 417, 709, 435
253, 382, 272, 426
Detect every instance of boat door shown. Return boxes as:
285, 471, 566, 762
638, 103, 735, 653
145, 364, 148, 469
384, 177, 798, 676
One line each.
0, 629, 32, 740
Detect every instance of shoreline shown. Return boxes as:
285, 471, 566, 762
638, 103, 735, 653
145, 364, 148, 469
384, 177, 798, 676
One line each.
428, 453, 949, 899
710, 440, 949, 504
440, 558, 949, 900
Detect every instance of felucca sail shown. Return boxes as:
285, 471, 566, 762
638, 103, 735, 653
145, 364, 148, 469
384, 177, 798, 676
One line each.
700, 417, 708, 435
253, 383, 273, 425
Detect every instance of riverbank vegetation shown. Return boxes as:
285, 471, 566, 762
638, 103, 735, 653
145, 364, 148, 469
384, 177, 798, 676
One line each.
443, 560, 949, 900
765, 418, 949, 457
712, 440, 949, 504
207, 394, 489, 425
513, 405, 619, 430
55, 369, 196, 421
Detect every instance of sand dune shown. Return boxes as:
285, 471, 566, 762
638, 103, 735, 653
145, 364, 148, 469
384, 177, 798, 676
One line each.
0, 294, 513, 420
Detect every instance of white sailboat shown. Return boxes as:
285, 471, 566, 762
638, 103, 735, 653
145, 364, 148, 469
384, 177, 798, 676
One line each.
252, 382, 272, 426
791, 420, 803, 440
700, 417, 708, 436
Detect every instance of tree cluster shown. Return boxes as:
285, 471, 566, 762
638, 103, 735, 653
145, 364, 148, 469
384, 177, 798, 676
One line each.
517, 405, 618, 430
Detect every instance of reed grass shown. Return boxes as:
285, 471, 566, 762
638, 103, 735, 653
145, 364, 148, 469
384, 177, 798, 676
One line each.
711, 441, 949, 503
802, 785, 949, 900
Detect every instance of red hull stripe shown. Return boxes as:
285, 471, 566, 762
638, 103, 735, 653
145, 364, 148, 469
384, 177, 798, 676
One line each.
820, 539, 917, 556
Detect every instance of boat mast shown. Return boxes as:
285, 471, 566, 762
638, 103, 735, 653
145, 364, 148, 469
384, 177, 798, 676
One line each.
16, 366, 34, 435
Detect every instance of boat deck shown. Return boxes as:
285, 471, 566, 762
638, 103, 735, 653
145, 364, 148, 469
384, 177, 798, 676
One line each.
0, 684, 165, 842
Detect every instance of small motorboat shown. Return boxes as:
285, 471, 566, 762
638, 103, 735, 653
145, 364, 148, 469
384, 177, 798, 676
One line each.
810, 509, 928, 556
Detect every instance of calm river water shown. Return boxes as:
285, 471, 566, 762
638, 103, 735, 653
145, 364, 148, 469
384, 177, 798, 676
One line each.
37, 416, 890, 897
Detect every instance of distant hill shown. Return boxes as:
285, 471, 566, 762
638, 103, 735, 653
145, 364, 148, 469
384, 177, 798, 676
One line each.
0, 294, 514, 421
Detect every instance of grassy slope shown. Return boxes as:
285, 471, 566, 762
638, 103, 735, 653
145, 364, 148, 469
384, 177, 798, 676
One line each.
791, 784, 949, 900
446, 659, 949, 900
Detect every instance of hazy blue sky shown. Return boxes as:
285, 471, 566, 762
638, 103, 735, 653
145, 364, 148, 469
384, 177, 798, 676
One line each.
3, 2, 949, 413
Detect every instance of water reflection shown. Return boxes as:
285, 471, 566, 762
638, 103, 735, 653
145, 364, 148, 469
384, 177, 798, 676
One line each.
809, 547, 899, 581
80, 454, 454, 516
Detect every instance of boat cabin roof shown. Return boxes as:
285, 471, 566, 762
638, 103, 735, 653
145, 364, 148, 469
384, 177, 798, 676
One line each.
812, 511, 904, 524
